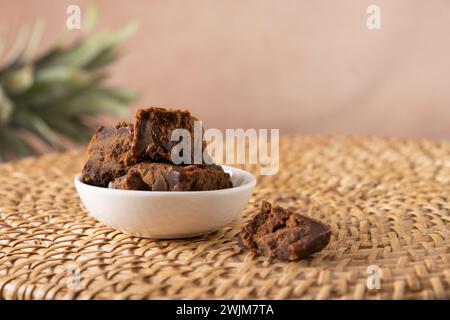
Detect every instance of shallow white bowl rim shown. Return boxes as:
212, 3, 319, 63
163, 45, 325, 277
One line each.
74, 165, 256, 196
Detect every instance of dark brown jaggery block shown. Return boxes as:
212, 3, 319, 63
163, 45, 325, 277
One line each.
109, 163, 233, 191
108, 170, 149, 190
81, 122, 134, 187
238, 201, 331, 261
126, 107, 206, 164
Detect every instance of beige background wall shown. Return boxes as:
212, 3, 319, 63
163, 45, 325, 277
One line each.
1, 0, 449, 138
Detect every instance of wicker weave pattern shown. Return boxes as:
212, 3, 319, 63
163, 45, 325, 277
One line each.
0, 135, 449, 299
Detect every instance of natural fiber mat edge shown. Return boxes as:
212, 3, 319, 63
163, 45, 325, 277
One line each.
0, 135, 449, 299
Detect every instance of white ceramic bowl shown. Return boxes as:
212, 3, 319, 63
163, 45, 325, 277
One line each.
74, 166, 256, 239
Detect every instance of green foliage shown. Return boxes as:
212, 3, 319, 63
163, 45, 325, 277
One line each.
0, 5, 138, 161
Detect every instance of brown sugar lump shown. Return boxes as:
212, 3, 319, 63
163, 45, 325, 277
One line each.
238, 201, 331, 261
81, 122, 134, 187
109, 163, 233, 191
126, 107, 206, 164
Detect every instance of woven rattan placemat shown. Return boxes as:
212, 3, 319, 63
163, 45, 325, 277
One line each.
0, 135, 449, 299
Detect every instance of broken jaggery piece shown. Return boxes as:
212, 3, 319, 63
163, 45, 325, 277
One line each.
126, 107, 206, 164
238, 201, 331, 261
81, 122, 134, 187
109, 162, 233, 191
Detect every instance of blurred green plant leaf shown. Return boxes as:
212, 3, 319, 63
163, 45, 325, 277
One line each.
0, 9, 139, 161
84, 46, 118, 70
35, 66, 92, 84
48, 88, 127, 116
13, 111, 62, 149
41, 112, 92, 142
1, 65, 34, 94
97, 87, 138, 103
0, 126, 33, 157
23, 19, 46, 61
84, 2, 99, 33
49, 22, 138, 68
0, 85, 14, 123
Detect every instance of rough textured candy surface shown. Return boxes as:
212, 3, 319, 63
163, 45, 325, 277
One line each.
126, 107, 205, 164
81, 122, 133, 187
109, 163, 233, 191
239, 201, 331, 261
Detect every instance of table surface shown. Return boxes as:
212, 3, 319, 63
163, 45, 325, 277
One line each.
0, 135, 449, 299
